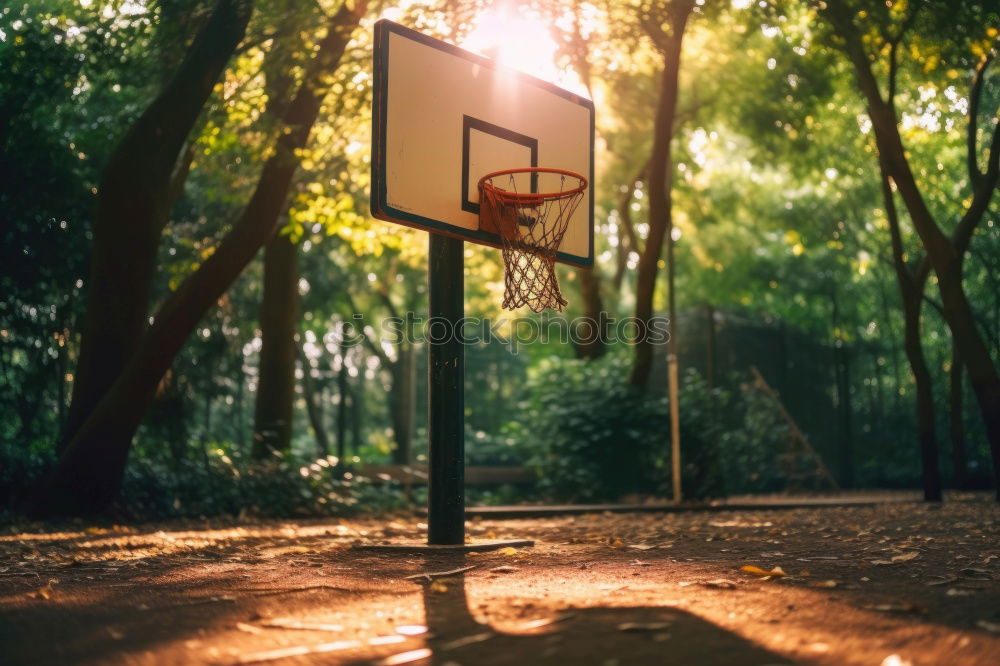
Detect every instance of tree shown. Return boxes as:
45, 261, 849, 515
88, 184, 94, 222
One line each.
629, 0, 696, 387
880, 157, 941, 500
30, 0, 370, 516
252, 231, 300, 457
62, 0, 254, 448
818, 1, 1000, 498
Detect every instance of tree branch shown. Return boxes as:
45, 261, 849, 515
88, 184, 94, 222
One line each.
343, 291, 391, 367
967, 51, 995, 187
954, 53, 999, 256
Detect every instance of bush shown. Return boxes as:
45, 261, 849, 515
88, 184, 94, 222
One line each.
514, 353, 795, 503
0, 441, 409, 523
519, 353, 666, 502
0, 441, 55, 512
119, 445, 409, 520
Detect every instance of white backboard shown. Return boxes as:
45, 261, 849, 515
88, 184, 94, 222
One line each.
370, 19, 595, 267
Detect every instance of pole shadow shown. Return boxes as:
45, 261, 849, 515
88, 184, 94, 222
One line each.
350, 553, 802, 666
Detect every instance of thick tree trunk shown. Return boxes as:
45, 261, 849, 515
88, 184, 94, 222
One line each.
252, 233, 299, 458
629, 0, 694, 387
63, 0, 252, 448
29, 1, 368, 516
825, 6, 1000, 499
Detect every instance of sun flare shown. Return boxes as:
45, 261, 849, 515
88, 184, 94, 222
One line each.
460, 9, 590, 98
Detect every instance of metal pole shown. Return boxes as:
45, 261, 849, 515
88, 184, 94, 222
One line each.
667, 208, 681, 503
668, 353, 681, 503
427, 233, 465, 545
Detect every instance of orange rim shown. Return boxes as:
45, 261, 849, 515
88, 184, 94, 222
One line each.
479, 167, 588, 203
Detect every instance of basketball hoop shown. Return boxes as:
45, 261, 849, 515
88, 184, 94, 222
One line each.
478, 167, 588, 312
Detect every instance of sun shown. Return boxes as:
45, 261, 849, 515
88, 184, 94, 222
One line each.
460, 7, 590, 98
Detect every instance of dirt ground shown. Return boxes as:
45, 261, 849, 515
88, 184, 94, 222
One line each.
1, 496, 998, 665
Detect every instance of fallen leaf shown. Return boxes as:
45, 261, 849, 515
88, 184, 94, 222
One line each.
517, 614, 576, 631
946, 588, 975, 596
811, 580, 838, 588
260, 618, 345, 632
428, 580, 448, 594
439, 631, 494, 651
628, 544, 656, 550
976, 620, 1000, 633
891, 552, 920, 563
925, 576, 958, 586
959, 568, 992, 580
617, 622, 672, 632
394, 625, 427, 636
699, 579, 737, 589
740, 565, 786, 577
490, 566, 519, 574
863, 602, 925, 614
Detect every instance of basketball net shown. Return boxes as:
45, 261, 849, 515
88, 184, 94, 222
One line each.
478, 168, 587, 313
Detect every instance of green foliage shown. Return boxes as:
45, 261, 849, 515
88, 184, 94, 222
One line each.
2, 0, 997, 520
519, 353, 666, 502
119, 447, 409, 521
516, 352, 803, 502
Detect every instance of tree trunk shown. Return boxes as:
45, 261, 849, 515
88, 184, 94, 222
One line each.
880, 158, 941, 502
29, 1, 368, 517
830, 282, 855, 488
902, 289, 941, 501
574, 269, 606, 359
336, 322, 349, 462
629, 0, 694, 387
389, 343, 416, 464
252, 232, 299, 458
950, 343, 968, 489
824, 6, 1000, 499
63, 0, 252, 448
350, 356, 363, 454
299, 340, 329, 458
705, 303, 715, 389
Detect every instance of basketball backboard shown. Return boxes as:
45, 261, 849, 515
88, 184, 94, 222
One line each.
370, 19, 595, 267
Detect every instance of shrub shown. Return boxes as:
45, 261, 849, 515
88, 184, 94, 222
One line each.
119, 446, 409, 520
520, 353, 666, 502
515, 353, 795, 503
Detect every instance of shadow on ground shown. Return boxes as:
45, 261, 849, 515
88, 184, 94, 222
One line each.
342, 553, 799, 666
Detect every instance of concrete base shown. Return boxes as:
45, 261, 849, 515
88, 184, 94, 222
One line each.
353, 538, 534, 554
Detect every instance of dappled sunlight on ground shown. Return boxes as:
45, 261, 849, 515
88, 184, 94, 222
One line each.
1, 498, 998, 664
